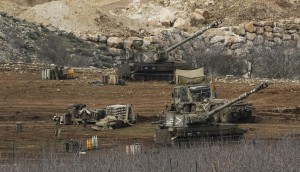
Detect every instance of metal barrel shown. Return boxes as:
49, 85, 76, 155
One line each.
207, 82, 268, 117
162, 20, 222, 54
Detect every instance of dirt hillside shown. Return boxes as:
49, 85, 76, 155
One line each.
1, 0, 299, 37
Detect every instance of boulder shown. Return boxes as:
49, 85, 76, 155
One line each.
273, 26, 285, 33
173, 18, 190, 30
210, 36, 225, 44
224, 35, 246, 45
264, 26, 273, 32
231, 43, 244, 50
292, 33, 300, 41
107, 37, 124, 49
124, 37, 143, 49
274, 37, 283, 45
263, 32, 274, 41
244, 22, 256, 33
87, 34, 99, 43
210, 42, 224, 50
282, 34, 292, 40
286, 24, 300, 30
273, 33, 283, 38
0, 32, 6, 40
234, 48, 249, 57
246, 32, 256, 41
264, 40, 276, 47
283, 40, 296, 48
107, 47, 126, 57
243, 40, 254, 50
98, 36, 107, 43
287, 30, 297, 34
253, 35, 264, 45
231, 25, 246, 36
190, 13, 206, 26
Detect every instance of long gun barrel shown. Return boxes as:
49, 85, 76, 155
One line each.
206, 82, 268, 117
162, 20, 222, 54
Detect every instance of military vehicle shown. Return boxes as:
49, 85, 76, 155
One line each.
171, 67, 256, 123
171, 82, 255, 123
116, 20, 222, 81
155, 82, 268, 145
91, 104, 136, 130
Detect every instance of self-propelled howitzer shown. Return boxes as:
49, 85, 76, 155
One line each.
155, 82, 268, 144
116, 20, 221, 81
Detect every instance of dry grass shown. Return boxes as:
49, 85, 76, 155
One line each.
1, 138, 300, 171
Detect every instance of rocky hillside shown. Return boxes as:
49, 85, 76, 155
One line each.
0, 0, 299, 78
0, 12, 113, 67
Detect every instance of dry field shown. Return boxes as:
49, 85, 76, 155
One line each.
0, 63, 299, 157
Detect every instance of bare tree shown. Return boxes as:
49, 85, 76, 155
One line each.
37, 34, 70, 66
249, 45, 300, 79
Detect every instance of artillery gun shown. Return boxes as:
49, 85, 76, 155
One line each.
116, 20, 222, 81
155, 82, 268, 144
171, 82, 256, 123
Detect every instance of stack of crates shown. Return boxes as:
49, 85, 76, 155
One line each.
106, 105, 127, 120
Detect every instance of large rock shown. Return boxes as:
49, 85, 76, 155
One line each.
244, 22, 256, 33
210, 42, 225, 50
292, 33, 300, 41
190, 12, 206, 26
287, 30, 297, 34
0, 32, 5, 39
253, 35, 264, 45
107, 37, 124, 49
283, 40, 296, 48
107, 47, 125, 57
264, 26, 273, 32
173, 18, 190, 30
282, 34, 292, 40
273, 33, 283, 38
264, 40, 276, 47
273, 27, 285, 33
243, 40, 254, 50
255, 27, 264, 34
234, 48, 249, 57
224, 35, 246, 45
274, 37, 283, 45
246, 32, 256, 41
210, 36, 225, 44
286, 24, 300, 30
98, 36, 107, 43
263, 32, 274, 41
231, 43, 244, 50
124, 37, 143, 49
232, 25, 246, 36
87, 34, 99, 43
